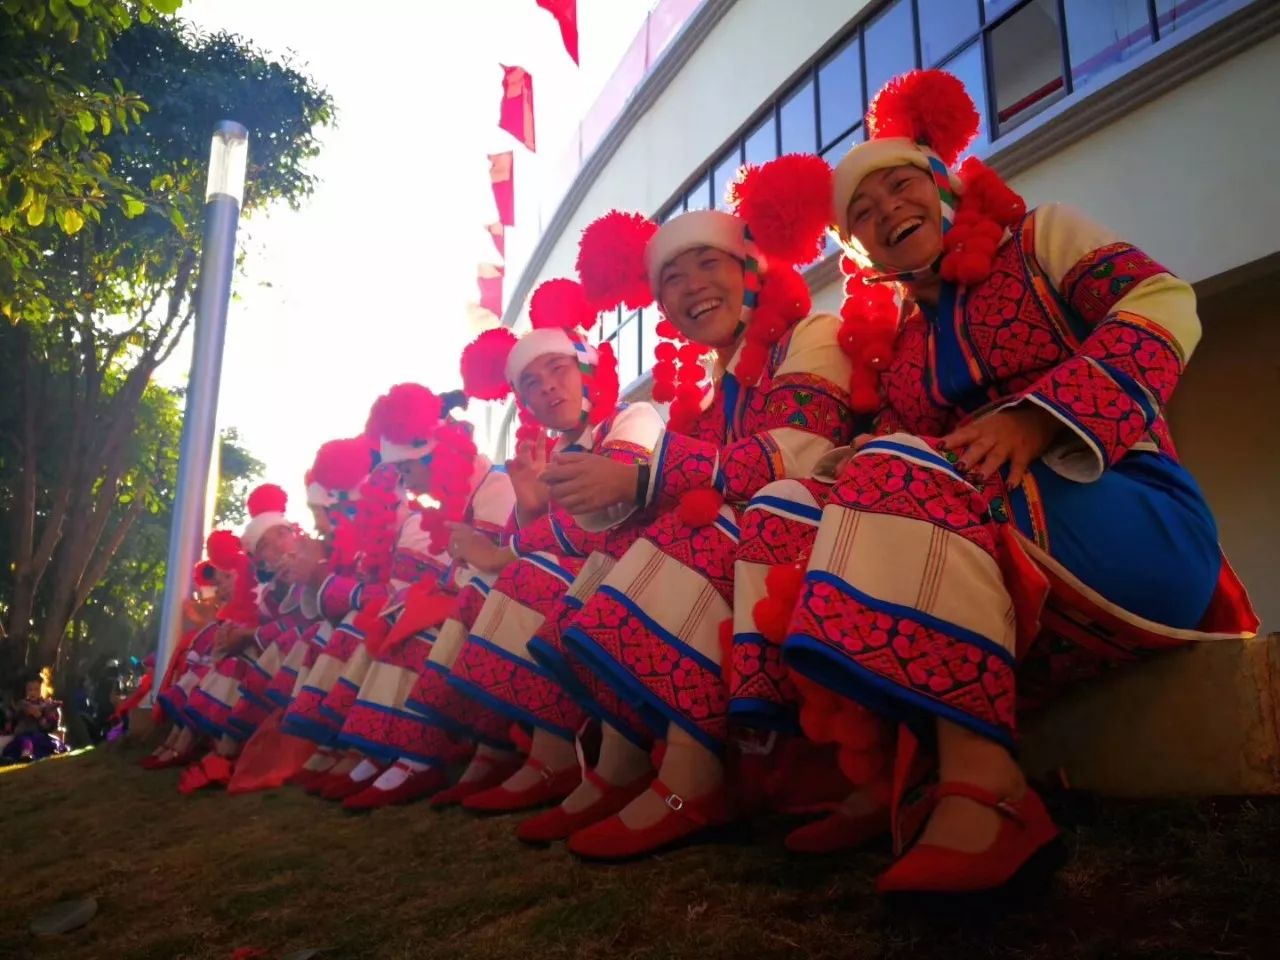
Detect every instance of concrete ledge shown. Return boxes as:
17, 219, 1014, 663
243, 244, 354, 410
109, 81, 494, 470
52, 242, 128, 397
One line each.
1021, 634, 1280, 797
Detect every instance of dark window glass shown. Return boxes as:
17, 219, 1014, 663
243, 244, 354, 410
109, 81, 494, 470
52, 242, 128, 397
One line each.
984, 0, 1021, 18
864, 0, 915, 103
711, 146, 743, 211
659, 204, 681, 224
743, 112, 777, 167
821, 126, 864, 258
817, 35, 863, 148
684, 172, 711, 212
918, 0, 980, 66
1156, 0, 1231, 35
1066, 0, 1152, 88
939, 40, 988, 156
989, 0, 1066, 135
779, 77, 818, 154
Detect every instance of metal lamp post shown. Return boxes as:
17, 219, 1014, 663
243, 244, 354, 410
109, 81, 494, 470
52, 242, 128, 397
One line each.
151, 121, 249, 696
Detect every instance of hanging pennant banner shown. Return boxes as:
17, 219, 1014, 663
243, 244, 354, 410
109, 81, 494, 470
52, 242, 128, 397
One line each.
485, 222, 506, 259
498, 65, 537, 152
535, 0, 578, 65
477, 262, 505, 317
488, 151, 515, 227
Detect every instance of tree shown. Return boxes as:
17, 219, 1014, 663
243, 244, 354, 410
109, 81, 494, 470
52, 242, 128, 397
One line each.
215, 427, 264, 528
1, 0, 184, 324
1, 15, 333, 672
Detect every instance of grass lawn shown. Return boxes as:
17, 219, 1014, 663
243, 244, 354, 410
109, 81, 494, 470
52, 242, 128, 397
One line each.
1, 742, 1277, 960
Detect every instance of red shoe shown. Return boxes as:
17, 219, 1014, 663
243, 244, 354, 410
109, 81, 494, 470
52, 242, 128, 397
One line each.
784, 807, 890, 855
462, 757, 580, 814
517, 768, 654, 844
306, 769, 343, 796
566, 779, 729, 862
342, 765, 446, 811
876, 783, 1062, 895
429, 753, 524, 808
321, 764, 382, 802
143, 750, 194, 771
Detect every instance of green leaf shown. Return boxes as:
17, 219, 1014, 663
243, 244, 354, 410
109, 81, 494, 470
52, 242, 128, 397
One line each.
59, 121, 81, 150
149, 0, 183, 13
168, 207, 186, 231
77, 110, 96, 133
26, 195, 46, 227
122, 196, 146, 218
69, 0, 91, 7
99, 112, 111, 136
50, 0, 69, 20
56, 207, 85, 235
138, 7, 151, 23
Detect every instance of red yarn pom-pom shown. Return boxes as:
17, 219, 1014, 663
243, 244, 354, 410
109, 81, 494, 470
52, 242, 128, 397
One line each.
460, 328, 518, 402
677, 487, 723, 527
377, 383, 444, 445
734, 154, 833, 267
867, 69, 979, 167
246, 483, 287, 518
205, 529, 244, 571
756, 266, 812, 321
764, 561, 806, 600
311, 436, 372, 495
576, 211, 657, 312
530, 278, 596, 332
752, 596, 792, 645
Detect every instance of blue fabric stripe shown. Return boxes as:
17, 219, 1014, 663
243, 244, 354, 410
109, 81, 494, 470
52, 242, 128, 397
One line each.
859, 438, 963, 479
782, 631, 1014, 752
596, 584, 722, 673
714, 515, 740, 541
1095, 358, 1156, 424
449, 670, 576, 742
746, 494, 822, 523
521, 551, 575, 585
806, 570, 1015, 666
525, 636, 649, 749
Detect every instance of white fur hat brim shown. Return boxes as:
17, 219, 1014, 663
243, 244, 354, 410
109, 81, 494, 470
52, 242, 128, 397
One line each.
241, 511, 289, 554
645, 209, 746, 293
831, 137, 962, 241
505, 327, 595, 387
306, 481, 335, 508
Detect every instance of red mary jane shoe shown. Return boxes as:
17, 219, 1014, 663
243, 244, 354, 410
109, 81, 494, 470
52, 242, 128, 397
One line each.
566, 779, 729, 862
342, 766, 445, 811
462, 757, 580, 814
784, 806, 890, 855
876, 782, 1063, 896
516, 768, 654, 844
430, 753, 524, 808
178, 753, 234, 794
319, 763, 383, 802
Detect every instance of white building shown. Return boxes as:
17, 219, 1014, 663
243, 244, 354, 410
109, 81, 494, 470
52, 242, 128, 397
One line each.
489, 0, 1280, 633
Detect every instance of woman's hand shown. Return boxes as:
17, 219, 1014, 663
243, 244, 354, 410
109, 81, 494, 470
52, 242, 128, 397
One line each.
942, 406, 1063, 488
506, 436, 552, 523
282, 537, 328, 587
541, 452, 638, 515
447, 523, 513, 574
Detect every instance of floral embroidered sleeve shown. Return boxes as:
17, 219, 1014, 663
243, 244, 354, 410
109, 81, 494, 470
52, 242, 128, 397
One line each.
317, 574, 366, 621
646, 314, 855, 505
1009, 203, 1200, 481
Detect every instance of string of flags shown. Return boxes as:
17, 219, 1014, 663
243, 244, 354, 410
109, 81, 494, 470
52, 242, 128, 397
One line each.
474, 0, 577, 323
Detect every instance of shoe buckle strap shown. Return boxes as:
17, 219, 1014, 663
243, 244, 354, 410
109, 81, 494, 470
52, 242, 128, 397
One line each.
654, 779, 707, 826
933, 781, 1026, 825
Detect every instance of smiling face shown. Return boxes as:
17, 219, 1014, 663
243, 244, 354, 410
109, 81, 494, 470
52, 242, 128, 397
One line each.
657, 246, 746, 349
845, 164, 943, 272
253, 524, 299, 577
214, 566, 237, 602
517, 351, 584, 433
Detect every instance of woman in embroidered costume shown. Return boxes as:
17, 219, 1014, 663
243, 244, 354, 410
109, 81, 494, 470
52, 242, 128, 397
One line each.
438, 278, 669, 834
143, 551, 232, 769
328, 384, 519, 809
759, 70, 1258, 893
531, 157, 855, 860
2, 670, 68, 764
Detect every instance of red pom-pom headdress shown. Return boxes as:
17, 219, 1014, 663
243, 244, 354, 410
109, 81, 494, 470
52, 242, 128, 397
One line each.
460, 278, 619, 437
204, 527, 258, 627
241, 483, 291, 554
308, 436, 375, 509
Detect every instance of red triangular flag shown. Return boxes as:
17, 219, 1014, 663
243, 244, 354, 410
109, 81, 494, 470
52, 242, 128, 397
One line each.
485, 222, 506, 259
477, 263, 505, 317
535, 0, 578, 65
498, 65, 536, 152
488, 151, 515, 227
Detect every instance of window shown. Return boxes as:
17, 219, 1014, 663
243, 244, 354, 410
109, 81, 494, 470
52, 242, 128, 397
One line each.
864, 0, 916, 102
984, 0, 1021, 17
918, 0, 980, 66
779, 77, 818, 155
817, 35, 862, 148
614, 314, 640, 384
599, 306, 618, 343
989, 0, 1066, 135
939, 40, 989, 155
743, 112, 777, 167
684, 172, 711, 212
1157, 0, 1232, 34
711, 146, 743, 210
659, 203, 681, 224
1066, 0, 1153, 88
640, 306, 661, 372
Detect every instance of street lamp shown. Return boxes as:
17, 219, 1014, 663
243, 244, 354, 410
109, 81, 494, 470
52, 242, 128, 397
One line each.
151, 121, 249, 703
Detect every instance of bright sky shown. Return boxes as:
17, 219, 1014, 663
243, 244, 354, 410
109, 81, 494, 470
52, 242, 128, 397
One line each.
166, 0, 655, 519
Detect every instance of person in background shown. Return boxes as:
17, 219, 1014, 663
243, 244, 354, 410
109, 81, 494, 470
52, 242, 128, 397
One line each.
1, 669, 68, 764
